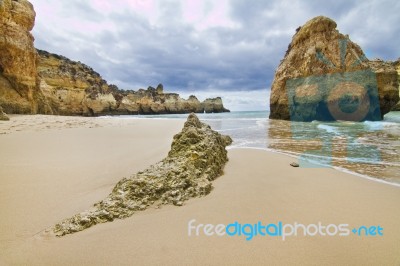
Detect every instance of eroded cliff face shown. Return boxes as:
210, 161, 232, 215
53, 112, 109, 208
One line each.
38, 50, 229, 115
203, 97, 230, 113
269, 16, 399, 121
0, 0, 41, 114
0, 1, 229, 117
37, 49, 117, 116
392, 61, 400, 111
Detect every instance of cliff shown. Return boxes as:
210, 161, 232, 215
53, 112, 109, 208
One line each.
269, 16, 399, 121
0, 0, 229, 117
0, 0, 47, 114
203, 97, 230, 113
53, 113, 232, 236
392, 61, 400, 111
37, 49, 229, 115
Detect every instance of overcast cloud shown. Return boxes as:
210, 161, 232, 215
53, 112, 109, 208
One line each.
31, 0, 400, 111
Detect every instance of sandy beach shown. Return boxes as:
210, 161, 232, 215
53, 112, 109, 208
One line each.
0, 115, 400, 265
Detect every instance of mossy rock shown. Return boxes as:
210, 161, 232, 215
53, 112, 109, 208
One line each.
53, 113, 232, 236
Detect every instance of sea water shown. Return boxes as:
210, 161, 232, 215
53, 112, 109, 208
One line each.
121, 111, 400, 185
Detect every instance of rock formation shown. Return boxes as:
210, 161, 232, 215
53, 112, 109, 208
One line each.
0, 0, 229, 116
392, 61, 400, 111
203, 97, 230, 113
269, 16, 399, 121
0, 106, 9, 121
53, 114, 232, 236
0, 0, 45, 114
37, 50, 229, 115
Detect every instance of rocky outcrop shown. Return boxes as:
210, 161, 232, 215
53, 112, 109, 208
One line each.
37, 50, 229, 115
37, 49, 127, 116
0, 106, 10, 121
53, 114, 232, 236
0, 0, 45, 114
203, 97, 230, 113
392, 61, 400, 111
269, 16, 399, 121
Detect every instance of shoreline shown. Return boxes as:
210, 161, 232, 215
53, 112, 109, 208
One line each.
108, 113, 400, 188
2, 114, 400, 187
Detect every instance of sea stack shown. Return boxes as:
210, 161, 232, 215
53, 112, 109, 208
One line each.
269, 16, 399, 121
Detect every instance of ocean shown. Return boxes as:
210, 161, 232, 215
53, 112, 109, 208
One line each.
121, 111, 400, 186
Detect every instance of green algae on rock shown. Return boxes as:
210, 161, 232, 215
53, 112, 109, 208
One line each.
53, 113, 232, 236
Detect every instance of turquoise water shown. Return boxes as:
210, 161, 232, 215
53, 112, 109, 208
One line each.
120, 111, 400, 185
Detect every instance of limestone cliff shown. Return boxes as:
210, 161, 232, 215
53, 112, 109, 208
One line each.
203, 97, 230, 113
38, 50, 229, 115
269, 16, 399, 121
0, 0, 45, 114
392, 61, 400, 111
37, 49, 113, 115
53, 114, 232, 236
0, 0, 229, 116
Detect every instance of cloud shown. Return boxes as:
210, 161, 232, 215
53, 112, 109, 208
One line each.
31, 0, 399, 111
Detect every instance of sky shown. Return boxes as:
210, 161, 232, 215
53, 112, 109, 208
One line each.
31, 0, 400, 111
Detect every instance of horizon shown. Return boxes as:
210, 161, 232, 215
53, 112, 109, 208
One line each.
31, 0, 400, 111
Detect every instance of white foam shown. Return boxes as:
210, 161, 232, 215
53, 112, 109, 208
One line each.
317, 124, 340, 134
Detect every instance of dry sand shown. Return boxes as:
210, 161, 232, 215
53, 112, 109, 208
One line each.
0, 115, 399, 265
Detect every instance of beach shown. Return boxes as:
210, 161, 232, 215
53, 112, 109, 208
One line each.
1, 115, 400, 265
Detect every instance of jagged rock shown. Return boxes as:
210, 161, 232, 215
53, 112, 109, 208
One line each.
203, 97, 230, 113
185, 95, 204, 113
269, 16, 399, 121
53, 114, 232, 236
0, 106, 10, 121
